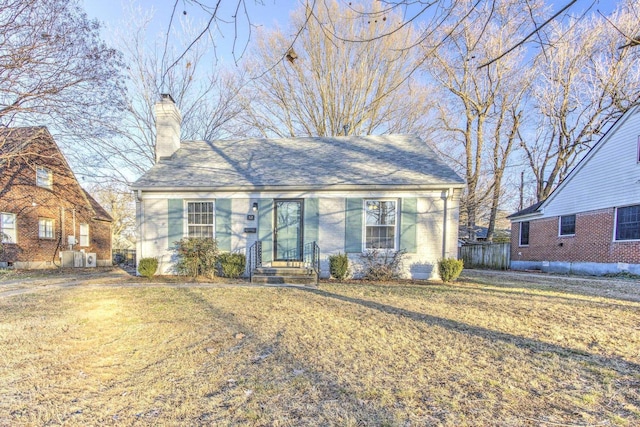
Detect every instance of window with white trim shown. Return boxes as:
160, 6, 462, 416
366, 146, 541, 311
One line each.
187, 201, 214, 238
615, 205, 640, 241
38, 218, 55, 239
519, 221, 530, 246
365, 200, 397, 250
1, 213, 16, 243
559, 215, 576, 236
36, 166, 53, 189
79, 223, 89, 246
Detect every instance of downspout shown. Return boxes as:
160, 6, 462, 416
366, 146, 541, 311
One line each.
442, 188, 453, 259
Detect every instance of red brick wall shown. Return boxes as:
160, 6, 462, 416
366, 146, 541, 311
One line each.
0, 130, 111, 267
511, 208, 640, 264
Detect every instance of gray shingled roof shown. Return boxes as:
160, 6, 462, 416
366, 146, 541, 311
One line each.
132, 134, 465, 191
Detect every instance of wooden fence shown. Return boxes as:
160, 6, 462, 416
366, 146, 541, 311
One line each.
459, 243, 511, 270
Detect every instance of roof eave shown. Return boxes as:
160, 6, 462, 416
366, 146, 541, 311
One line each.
130, 182, 466, 193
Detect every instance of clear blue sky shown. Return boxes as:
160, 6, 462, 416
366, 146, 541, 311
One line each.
83, 0, 620, 64
83, 0, 300, 63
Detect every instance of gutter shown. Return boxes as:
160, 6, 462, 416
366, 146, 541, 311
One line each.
130, 183, 467, 193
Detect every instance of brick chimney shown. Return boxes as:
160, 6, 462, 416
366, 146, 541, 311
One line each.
155, 94, 182, 162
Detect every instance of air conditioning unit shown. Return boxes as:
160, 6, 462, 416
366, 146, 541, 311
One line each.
60, 251, 75, 268
85, 253, 97, 268
74, 251, 85, 267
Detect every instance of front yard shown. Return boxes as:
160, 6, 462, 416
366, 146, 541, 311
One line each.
0, 271, 638, 426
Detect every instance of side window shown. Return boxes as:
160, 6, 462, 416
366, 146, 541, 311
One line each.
36, 166, 53, 189
559, 215, 576, 236
187, 201, 214, 238
615, 205, 640, 241
519, 221, 530, 246
79, 223, 89, 246
364, 200, 397, 250
38, 218, 55, 239
1, 213, 17, 243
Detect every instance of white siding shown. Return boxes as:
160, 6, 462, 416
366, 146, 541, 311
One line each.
543, 109, 640, 218
136, 188, 462, 279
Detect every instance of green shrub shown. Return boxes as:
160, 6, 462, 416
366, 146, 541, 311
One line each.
328, 252, 349, 281
174, 237, 219, 278
218, 252, 246, 279
361, 250, 406, 281
138, 257, 158, 278
438, 258, 464, 283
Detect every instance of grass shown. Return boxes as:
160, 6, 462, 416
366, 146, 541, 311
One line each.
0, 271, 638, 426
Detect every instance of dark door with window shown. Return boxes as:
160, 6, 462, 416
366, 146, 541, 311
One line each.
274, 199, 303, 261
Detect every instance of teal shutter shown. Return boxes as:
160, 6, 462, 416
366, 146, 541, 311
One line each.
167, 199, 184, 249
400, 198, 417, 253
345, 198, 363, 253
304, 198, 319, 244
257, 199, 273, 263
216, 199, 232, 252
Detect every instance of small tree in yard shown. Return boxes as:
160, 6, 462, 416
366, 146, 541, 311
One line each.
175, 237, 219, 279
438, 258, 464, 283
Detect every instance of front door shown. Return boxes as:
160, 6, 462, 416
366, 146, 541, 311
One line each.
274, 199, 303, 261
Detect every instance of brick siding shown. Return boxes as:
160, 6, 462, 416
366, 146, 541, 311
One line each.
0, 129, 111, 267
511, 208, 640, 264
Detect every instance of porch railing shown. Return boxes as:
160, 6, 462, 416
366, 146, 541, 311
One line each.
248, 241, 262, 281
303, 241, 320, 285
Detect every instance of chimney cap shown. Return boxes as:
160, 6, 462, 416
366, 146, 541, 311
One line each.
160, 93, 175, 103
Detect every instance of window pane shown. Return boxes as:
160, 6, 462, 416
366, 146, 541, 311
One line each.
616, 205, 640, 240
39, 219, 54, 239
520, 221, 529, 245
36, 167, 52, 189
365, 200, 397, 250
1, 213, 16, 243
80, 223, 89, 246
560, 215, 575, 235
365, 201, 396, 225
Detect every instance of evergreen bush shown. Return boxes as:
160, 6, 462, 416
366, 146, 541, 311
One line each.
138, 257, 158, 278
218, 252, 246, 279
328, 252, 349, 281
438, 258, 464, 282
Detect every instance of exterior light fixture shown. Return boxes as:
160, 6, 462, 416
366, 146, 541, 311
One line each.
252, 202, 258, 212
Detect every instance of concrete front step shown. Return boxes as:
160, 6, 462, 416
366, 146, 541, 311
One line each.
251, 274, 317, 285
271, 261, 305, 268
254, 267, 312, 276
251, 266, 318, 285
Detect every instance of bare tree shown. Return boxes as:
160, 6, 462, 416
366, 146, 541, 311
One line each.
0, 0, 125, 158
237, 0, 432, 138
423, 0, 533, 241
89, 183, 137, 249
523, 1, 640, 201
69, 4, 246, 184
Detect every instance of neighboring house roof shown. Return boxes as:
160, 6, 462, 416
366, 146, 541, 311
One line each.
0, 126, 50, 165
83, 189, 113, 222
506, 201, 544, 220
1, 126, 112, 222
132, 134, 465, 191
508, 104, 640, 222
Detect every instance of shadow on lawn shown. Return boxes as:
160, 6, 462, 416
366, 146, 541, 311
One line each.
459, 270, 640, 304
173, 287, 399, 425
303, 288, 640, 375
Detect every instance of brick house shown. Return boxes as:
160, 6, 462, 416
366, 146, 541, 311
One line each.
131, 95, 464, 280
508, 105, 640, 275
0, 127, 112, 269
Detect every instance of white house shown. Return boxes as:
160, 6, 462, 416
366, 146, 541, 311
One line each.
509, 105, 640, 275
132, 95, 465, 280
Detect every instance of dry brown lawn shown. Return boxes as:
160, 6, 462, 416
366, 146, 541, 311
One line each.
0, 270, 638, 426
